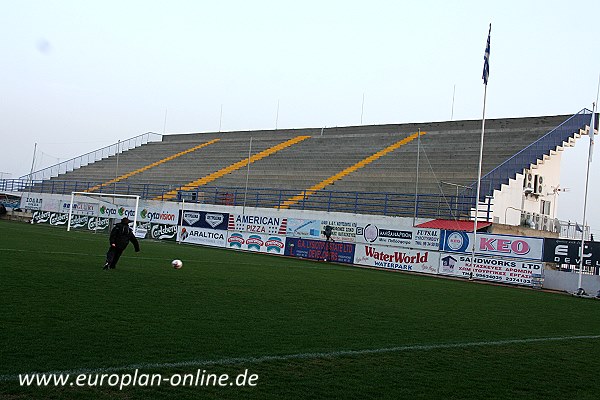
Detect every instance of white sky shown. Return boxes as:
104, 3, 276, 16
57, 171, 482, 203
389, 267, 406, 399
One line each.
1, 1, 599, 232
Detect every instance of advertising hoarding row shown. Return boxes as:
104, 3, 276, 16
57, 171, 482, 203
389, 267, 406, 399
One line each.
23, 195, 554, 287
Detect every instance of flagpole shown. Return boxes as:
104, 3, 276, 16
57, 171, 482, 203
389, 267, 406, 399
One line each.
472, 85, 488, 275
472, 23, 491, 277
577, 104, 595, 291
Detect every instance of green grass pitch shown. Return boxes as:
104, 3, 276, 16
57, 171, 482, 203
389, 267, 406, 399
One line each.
0, 220, 599, 399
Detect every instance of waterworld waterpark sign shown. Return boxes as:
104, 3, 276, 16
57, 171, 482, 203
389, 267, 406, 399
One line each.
354, 243, 439, 274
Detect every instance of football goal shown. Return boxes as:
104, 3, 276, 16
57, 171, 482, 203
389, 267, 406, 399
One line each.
66, 192, 140, 232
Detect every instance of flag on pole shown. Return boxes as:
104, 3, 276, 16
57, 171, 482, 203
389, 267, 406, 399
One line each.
482, 24, 491, 85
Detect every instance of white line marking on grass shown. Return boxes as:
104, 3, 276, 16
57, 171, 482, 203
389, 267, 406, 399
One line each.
1, 334, 598, 382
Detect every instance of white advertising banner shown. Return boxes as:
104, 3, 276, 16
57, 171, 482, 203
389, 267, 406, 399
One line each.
286, 218, 321, 239
97, 204, 137, 220
354, 243, 440, 275
439, 230, 544, 261
356, 224, 440, 250
137, 201, 179, 225
178, 226, 227, 248
20, 195, 43, 211
319, 219, 357, 242
438, 253, 543, 286
228, 212, 287, 234
226, 231, 286, 255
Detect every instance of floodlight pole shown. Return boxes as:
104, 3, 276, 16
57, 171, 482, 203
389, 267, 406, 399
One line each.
243, 137, 253, 214
28, 142, 37, 184
413, 128, 421, 226
275, 100, 280, 130
360, 93, 365, 125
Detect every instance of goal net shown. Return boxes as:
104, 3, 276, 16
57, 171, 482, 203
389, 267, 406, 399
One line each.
66, 192, 140, 234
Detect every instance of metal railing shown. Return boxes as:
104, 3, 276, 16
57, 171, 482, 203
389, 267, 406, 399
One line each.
467, 109, 593, 201
18, 132, 163, 182
0, 178, 486, 220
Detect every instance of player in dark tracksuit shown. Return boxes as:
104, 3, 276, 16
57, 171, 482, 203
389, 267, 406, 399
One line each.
103, 217, 140, 270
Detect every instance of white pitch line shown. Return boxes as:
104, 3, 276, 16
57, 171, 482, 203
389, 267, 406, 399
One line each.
1, 334, 598, 382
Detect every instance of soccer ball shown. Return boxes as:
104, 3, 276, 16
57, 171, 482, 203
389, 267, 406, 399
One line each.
172, 259, 183, 269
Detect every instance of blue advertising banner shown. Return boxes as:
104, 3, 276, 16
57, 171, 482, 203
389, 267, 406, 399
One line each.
284, 237, 355, 264
179, 210, 229, 230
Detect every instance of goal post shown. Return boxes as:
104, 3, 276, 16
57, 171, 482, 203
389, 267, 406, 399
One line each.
67, 192, 140, 231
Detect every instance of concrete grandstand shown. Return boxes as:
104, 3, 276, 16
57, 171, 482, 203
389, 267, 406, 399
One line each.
5, 110, 595, 223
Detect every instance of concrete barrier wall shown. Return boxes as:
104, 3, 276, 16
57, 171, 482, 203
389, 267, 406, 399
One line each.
543, 269, 600, 294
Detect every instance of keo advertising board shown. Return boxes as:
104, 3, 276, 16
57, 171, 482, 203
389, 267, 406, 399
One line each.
285, 238, 355, 264
226, 232, 286, 254
438, 253, 543, 286
228, 212, 287, 235
354, 243, 440, 274
356, 224, 440, 250
439, 230, 543, 261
